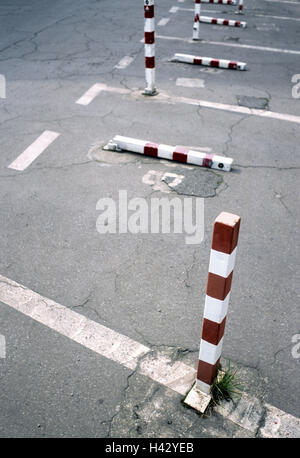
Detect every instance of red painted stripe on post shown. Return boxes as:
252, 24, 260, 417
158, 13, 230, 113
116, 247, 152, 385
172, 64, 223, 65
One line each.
144, 142, 159, 157
211, 213, 241, 254
210, 60, 220, 68
203, 154, 214, 168
173, 146, 188, 163
235, 21, 241, 27
197, 358, 220, 385
212, 18, 218, 24
206, 271, 233, 301
223, 19, 229, 26
194, 14, 200, 23
145, 56, 155, 68
202, 317, 226, 346
144, 31, 155, 44
193, 57, 202, 65
228, 61, 238, 69
144, 5, 154, 18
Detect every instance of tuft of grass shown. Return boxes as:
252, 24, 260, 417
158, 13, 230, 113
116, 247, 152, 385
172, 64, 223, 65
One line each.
211, 361, 242, 405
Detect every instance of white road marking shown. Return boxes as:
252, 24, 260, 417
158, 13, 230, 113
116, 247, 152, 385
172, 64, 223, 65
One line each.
92, 83, 300, 125
176, 77, 205, 88
255, 13, 300, 21
265, 0, 300, 4
1, 275, 300, 434
171, 6, 300, 22
114, 56, 134, 70
158, 18, 170, 26
76, 83, 127, 105
8, 130, 60, 171
76, 83, 105, 105
0, 274, 195, 396
156, 34, 300, 55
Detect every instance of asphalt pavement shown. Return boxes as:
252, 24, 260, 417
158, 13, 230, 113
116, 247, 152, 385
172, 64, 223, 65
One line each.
0, 0, 299, 438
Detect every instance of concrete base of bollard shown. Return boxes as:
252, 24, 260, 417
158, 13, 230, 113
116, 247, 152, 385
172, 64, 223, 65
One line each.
183, 383, 212, 414
143, 89, 158, 96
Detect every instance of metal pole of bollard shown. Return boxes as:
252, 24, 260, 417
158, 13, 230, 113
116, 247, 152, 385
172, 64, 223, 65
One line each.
193, 0, 201, 40
144, 0, 157, 95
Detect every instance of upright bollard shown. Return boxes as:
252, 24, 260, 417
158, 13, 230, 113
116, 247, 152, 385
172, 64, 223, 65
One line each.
236, 0, 244, 14
184, 212, 241, 412
144, 0, 157, 95
193, 0, 201, 40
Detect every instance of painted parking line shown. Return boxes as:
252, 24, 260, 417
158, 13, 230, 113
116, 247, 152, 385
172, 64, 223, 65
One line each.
83, 83, 300, 125
265, 0, 300, 4
155, 34, 300, 55
158, 18, 170, 26
114, 56, 134, 70
171, 6, 300, 21
0, 274, 195, 396
176, 77, 205, 88
1, 274, 300, 436
76, 83, 107, 105
8, 130, 60, 171
76, 83, 127, 106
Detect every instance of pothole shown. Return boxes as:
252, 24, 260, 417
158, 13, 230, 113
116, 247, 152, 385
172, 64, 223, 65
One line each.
237, 95, 269, 110
162, 167, 223, 198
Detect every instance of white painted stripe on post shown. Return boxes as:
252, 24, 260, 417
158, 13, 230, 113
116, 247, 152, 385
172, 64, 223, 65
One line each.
209, 247, 237, 278
199, 337, 224, 365
158, 144, 174, 160
8, 131, 60, 171
203, 294, 230, 324
0, 274, 196, 396
195, 379, 211, 394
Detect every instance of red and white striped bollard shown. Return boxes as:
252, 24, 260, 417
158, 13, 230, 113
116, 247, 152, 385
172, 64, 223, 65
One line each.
144, 0, 157, 95
193, 0, 201, 40
236, 0, 244, 14
196, 212, 241, 395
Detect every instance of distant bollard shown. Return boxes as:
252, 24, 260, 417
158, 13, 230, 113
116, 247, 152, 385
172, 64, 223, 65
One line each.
144, 0, 157, 95
0, 74, 6, 99
193, 1, 201, 40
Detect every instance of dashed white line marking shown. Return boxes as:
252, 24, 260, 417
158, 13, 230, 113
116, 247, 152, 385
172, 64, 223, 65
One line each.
155, 34, 300, 55
0, 274, 195, 396
176, 77, 205, 88
158, 17, 170, 26
114, 55, 134, 70
8, 130, 60, 171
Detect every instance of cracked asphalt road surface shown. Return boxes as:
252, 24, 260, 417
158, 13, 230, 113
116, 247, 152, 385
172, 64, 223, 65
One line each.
0, 0, 299, 437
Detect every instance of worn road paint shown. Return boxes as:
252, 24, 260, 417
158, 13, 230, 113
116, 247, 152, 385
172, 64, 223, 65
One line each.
8, 131, 60, 171
0, 274, 195, 396
114, 56, 134, 70
176, 78, 205, 88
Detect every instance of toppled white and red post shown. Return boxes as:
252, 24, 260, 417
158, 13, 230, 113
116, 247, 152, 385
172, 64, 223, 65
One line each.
200, 16, 246, 28
172, 53, 247, 71
144, 0, 157, 95
104, 135, 233, 171
184, 212, 241, 413
199, 0, 236, 4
